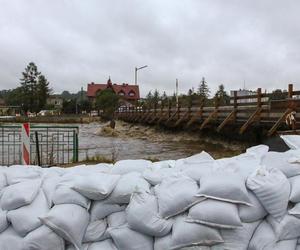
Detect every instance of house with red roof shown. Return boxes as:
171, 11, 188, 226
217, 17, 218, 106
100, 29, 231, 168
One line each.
87, 78, 140, 105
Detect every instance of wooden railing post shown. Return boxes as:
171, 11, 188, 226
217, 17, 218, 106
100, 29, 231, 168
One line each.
177, 101, 181, 120
168, 100, 171, 118
233, 90, 237, 122
288, 84, 293, 98
257, 88, 262, 108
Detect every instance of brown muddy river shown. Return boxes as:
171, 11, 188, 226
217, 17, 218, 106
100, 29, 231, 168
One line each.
78, 122, 245, 162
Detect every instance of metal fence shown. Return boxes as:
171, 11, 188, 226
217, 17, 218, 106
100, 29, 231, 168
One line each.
0, 124, 79, 166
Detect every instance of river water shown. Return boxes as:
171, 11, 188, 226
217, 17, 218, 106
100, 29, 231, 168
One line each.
77, 122, 244, 162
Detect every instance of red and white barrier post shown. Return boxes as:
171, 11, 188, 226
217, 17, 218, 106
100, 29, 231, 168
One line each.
21, 123, 30, 165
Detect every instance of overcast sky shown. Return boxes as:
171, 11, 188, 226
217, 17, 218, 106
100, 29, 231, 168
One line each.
0, 0, 299, 97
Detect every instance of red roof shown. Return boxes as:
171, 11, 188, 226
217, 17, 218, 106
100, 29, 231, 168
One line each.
87, 80, 140, 100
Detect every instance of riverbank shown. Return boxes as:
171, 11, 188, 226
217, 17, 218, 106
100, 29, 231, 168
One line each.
0, 115, 101, 124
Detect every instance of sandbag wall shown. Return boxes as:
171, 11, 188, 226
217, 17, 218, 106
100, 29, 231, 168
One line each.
1, 143, 300, 249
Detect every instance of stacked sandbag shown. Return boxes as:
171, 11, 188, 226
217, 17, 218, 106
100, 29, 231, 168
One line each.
0, 137, 300, 249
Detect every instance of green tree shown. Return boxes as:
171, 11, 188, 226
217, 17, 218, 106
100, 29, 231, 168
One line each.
20, 62, 40, 112
37, 74, 52, 111
197, 77, 210, 100
19, 62, 51, 113
153, 89, 160, 108
270, 89, 287, 100
95, 89, 119, 119
215, 84, 230, 105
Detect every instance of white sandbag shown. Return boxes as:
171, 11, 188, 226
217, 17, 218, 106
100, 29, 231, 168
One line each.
90, 200, 125, 221
152, 160, 176, 169
105, 172, 150, 204
126, 191, 173, 236
5, 165, 41, 185
280, 135, 300, 149
109, 224, 154, 250
0, 226, 23, 250
170, 215, 223, 249
154, 234, 172, 250
289, 175, 300, 203
181, 247, 211, 250
271, 240, 297, 250
212, 221, 260, 250
267, 214, 300, 240
41, 166, 65, 177
289, 202, 300, 217
248, 221, 276, 250
184, 151, 214, 164
53, 183, 91, 209
0, 209, 8, 233
213, 153, 261, 179
238, 190, 267, 223
111, 159, 152, 175
1, 179, 41, 211
262, 150, 300, 177
182, 163, 214, 182
246, 144, 269, 161
248, 220, 297, 250
42, 176, 61, 208
83, 219, 108, 243
22, 225, 65, 250
7, 190, 49, 236
107, 211, 127, 228
88, 239, 117, 250
187, 199, 242, 229
246, 167, 290, 221
155, 174, 201, 219
155, 235, 211, 250
181, 152, 215, 181
65, 163, 112, 174
0, 171, 7, 190
66, 243, 89, 250
40, 204, 89, 250
196, 171, 251, 205
70, 173, 120, 200
143, 167, 179, 186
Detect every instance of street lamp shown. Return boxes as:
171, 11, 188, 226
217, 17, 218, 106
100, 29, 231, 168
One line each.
134, 65, 148, 85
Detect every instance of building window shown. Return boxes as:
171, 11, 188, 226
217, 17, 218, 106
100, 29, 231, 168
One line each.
128, 91, 135, 97
118, 91, 125, 96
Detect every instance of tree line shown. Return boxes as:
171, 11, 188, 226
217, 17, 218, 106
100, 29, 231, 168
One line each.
1, 62, 51, 113
0, 62, 91, 114
142, 77, 230, 109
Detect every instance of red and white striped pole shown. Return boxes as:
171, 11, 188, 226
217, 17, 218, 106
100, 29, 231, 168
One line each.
21, 123, 30, 165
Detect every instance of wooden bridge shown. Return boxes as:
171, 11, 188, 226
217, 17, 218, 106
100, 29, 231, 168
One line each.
116, 84, 300, 137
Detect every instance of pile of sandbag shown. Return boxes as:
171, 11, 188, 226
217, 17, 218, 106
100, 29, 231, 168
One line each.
1, 137, 300, 250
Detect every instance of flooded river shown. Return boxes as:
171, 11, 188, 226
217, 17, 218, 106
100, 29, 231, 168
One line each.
78, 122, 245, 162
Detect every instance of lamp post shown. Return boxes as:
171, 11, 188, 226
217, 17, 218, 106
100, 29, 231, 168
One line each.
134, 65, 148, 85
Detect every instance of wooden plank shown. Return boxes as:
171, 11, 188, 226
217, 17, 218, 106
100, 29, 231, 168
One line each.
216, 110, 236, 132
148, 114, 158, 124
164, 111, 178, 125
173, 111, 189, 127
157, 112, 168, 124
185, 108, 203, 127
199, 109, 218, 130
239, 107, 262, 134
267, 108, 293, 136
140, 111, 152, 122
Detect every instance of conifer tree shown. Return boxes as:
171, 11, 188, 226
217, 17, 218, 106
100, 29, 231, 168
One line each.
197, 77, 210, 99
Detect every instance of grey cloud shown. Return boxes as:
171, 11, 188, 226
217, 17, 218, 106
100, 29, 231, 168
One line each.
0, 0, 299, 97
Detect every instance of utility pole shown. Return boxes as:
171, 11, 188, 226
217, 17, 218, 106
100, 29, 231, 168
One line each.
176, 78, 179, 108
134, 65, 148, 85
